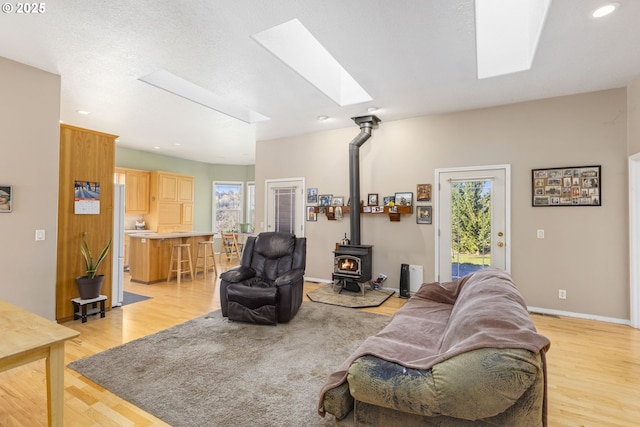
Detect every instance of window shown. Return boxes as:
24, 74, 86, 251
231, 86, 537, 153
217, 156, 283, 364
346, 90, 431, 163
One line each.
213, 182, 243, 233
246, 182, 255, 229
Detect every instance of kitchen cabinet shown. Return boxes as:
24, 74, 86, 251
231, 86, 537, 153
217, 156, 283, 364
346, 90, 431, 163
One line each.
146, 171, 194, 233
114, 167, 150, 214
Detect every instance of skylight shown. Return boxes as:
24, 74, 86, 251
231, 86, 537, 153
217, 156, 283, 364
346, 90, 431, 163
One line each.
138, 70, 269, 124
475, 0, 552, 79
251, 19, 372, 107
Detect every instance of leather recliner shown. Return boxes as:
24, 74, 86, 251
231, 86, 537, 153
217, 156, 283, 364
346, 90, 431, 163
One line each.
219, 232, 306, 325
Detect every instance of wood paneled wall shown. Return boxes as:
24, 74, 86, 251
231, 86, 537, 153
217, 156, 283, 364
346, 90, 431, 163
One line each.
56, 124, 117, 321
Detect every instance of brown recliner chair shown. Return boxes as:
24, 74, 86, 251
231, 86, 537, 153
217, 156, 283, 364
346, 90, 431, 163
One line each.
219, 232, 306, 325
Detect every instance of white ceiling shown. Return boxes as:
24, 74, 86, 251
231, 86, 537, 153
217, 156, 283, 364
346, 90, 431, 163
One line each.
1, 0, 639, 165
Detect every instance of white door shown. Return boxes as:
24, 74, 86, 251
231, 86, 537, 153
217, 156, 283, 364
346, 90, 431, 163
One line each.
436, 165, 510, 282
265, 178, 305, 236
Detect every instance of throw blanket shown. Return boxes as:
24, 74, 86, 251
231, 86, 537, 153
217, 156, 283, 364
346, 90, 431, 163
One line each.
318, 268, 551, 416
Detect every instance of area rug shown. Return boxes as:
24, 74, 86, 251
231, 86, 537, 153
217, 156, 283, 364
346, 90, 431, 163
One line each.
122, 291, 152, 306
67, 302, 390, 427
307, 284, 395, 308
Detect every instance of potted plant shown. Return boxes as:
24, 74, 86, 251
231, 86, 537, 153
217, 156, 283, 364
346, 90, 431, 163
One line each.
75, 231, 112, 300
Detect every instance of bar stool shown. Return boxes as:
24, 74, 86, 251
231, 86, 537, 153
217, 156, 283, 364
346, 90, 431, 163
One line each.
167, 243, 193, 283
220, 233, 241, 264
194, 240, 217, 279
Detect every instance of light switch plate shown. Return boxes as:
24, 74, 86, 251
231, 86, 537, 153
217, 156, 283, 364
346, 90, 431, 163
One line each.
536, 229, 544, 239
35, 229, 46, 241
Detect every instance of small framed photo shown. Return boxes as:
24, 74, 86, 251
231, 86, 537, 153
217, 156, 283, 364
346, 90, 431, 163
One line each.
394, 192, 413, 206
383, 196, 395, 206
332, 196, 344, 206
363, 206, 372, 213
416, 206, 432, 224
372, 206, 384, 213
306, 206, 317, 221
307, 187, 318, 204
417, 184, 431, 202
367, 193, 378, 206
389, 205, 398, 213
0, 185, 12, 213
318, 194, 333, 206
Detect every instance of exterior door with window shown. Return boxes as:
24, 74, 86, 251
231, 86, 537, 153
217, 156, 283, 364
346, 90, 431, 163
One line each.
265, 178, 304, 236
436, 165, 510, 282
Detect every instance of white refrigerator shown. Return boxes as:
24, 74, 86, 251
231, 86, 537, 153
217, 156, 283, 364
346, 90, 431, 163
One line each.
112, 183, 125, 307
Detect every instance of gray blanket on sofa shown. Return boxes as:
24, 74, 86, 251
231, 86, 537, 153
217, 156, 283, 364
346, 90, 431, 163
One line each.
318, 268, 551, 416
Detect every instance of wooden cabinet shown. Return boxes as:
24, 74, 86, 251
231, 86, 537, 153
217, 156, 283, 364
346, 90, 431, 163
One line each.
114, 167, 150, 214
125, 169, 150, 214
146, 171, 194, 233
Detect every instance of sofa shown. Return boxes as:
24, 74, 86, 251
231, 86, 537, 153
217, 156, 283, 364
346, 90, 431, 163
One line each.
318, 268, 551, 426
219, 232, 306, 325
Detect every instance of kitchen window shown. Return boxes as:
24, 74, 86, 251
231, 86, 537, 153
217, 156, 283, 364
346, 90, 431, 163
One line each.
213, 182, 243, 233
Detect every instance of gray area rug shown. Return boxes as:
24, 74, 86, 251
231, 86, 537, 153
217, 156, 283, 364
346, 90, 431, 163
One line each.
307, 284, 395, 308
68, 302, 390, 426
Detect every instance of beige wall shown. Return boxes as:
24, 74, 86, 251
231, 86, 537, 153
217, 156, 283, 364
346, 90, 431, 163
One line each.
256, 88, 629, 320
628, 76, 640, 156
0, 57, 61, 319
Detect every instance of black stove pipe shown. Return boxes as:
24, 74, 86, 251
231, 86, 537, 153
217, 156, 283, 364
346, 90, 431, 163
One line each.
349, 115, 381, 245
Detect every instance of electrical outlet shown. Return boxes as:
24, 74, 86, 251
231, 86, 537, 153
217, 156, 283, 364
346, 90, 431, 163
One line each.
558, 289, 567, 300
35, 229, 45, 241
537, 229, 544, 239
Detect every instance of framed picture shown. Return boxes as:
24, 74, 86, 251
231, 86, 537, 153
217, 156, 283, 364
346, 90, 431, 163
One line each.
318, 194, 333, 206
332, 196, 344, 206
382, 196, 395, 206
417, 184, 431, 202
394, 192, 413, 206
307, 187, 318, 204
306, 206, 317, 221
363, 206, 372, 213
416, 206, 432, 224
389, 205, 398, 213
0, 185, 12, 213
372, 206, 384, 213
532, 165, 601, 206
367, 193, 378, 206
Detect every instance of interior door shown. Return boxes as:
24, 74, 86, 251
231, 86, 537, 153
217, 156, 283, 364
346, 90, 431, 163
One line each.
436, 165, 510, 282
265, 178, 305, 236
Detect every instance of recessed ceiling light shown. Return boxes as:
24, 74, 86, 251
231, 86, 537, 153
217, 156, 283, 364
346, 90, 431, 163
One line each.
76, 110, 90, 115
367, 107, 379, 113
592, 2, 620, 18
252, 19, 372, 106
317, 115, 329, 121
174, 143, 181, 146
153, 146, 161, 150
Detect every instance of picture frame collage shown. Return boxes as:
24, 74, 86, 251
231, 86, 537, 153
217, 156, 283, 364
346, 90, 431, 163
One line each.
532, 165, 601, 207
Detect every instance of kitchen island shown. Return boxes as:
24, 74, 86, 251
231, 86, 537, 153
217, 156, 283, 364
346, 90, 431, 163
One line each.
128, 232, 216, 284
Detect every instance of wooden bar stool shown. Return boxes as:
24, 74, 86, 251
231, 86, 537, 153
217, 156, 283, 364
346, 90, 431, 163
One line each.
220, 233, 241, 264
167, 243, 193, 283
194, 240, 217, 279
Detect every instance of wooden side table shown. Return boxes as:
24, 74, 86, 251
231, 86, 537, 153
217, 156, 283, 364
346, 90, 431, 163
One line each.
0, 299, 79, 427
71, 295, 107, 323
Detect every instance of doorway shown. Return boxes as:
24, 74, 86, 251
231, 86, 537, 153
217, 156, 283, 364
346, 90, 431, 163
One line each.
265, 178, 305, 236
628, 155, 640, 328
435, 165, 511, 282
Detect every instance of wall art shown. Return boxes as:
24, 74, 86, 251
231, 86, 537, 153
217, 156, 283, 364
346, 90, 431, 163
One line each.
532, 165, 600, 206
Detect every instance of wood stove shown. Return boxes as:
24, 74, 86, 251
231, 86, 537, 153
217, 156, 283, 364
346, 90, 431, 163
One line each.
333, 244, 372, 294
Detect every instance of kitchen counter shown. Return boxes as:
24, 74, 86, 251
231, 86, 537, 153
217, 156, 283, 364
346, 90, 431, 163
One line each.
128, 232, 216, 284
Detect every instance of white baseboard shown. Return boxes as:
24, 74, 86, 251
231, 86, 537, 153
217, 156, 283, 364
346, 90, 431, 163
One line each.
527, 306, 630, 326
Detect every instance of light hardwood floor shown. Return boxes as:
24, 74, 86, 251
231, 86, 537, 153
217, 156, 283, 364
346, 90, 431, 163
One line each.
1, 260, 639, 426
